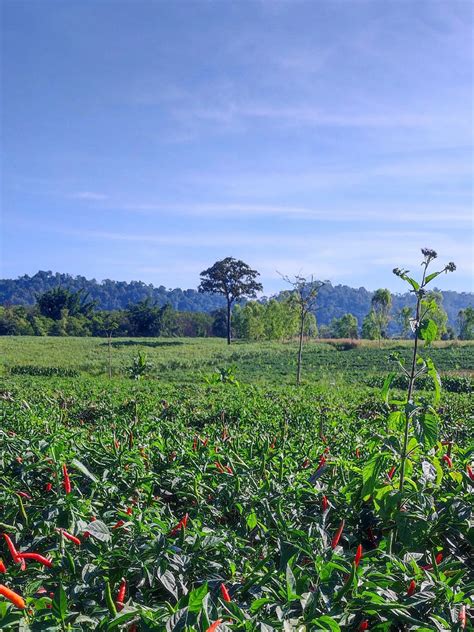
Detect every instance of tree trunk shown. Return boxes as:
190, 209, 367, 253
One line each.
296, 310, 305, 385
227, 300, 232, 345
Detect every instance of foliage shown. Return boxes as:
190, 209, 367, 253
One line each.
36, 287, 97, 320
328, 313, 359, 339
0, 369, 471, 630
458, 306, 474, 340
126, 350, 153, 380
199, 258, 263, 344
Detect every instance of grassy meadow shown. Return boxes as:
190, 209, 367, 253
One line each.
1, 335, 473, 385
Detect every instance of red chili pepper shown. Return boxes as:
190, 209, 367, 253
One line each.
225, 465, 233, 474
322, 495, 329, 512
387, 466, 396, 480
331, 520, 345, 549
442, 454, 452, 468
18, 552, 53, 568
3, 534, 20, 563
435, 552, 443, 564
0, 559, 6, 573
15, 456, 22, 464
193, 436, 198, 451
206, 621, 223, 632
0, 584, 26, 609
302, 458, 310, 469
116, 577, 126, 611
126, 507, 133, 516
44, 483, 53, 492
318, 455, 327, 468
56, 529, 81, 546
407, 579, 416, 596
16, 491, 31, 500
467, 465, 474, 481
358, 621, 369, 631
220, 583, 231, 602
354, 544, 363, 567
169, 514, 189, 536
201, 438, 209, 447
270, 437, 276, 449
214, 461, 225, 474
458, 605, 466, 629
355, 448, 361, 458
113, 520, 125, 529
62, 464, 72, 494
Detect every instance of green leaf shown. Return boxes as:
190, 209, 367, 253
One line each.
71, 458, 98, 483
413, 412, 438, 450
158, 569, 178, 599
84, 520, 111, 542
286, 563, 298, 601
187, 582, 208, 613
52, 584, 67, 621
246, 510, 258, 530
425, 357, 441, 404
362, 453, 387, 500
424, 270, 442, 285
381, 373, 396, 403
311, 615, 341, 631
387, 411, 404, 432
419, 319, 438, 345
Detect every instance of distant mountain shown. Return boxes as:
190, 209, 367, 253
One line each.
1, 270, 472, 328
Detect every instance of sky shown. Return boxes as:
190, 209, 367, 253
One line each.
1, 0, 473, 294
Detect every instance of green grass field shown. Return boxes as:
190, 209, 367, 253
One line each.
1, 336, 473, 385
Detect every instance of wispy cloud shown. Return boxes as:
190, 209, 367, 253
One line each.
70, 191, 108, 201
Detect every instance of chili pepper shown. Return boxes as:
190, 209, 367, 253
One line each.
44, 483, 53, 492
16, 491, 31, 500
17, 553, 53, 568
15, 456, 22, 464
358, 622, 369, 631
193, 436, 198, 451
116, 577, 126, 611
322, 495, 329, 512
435, 552, 443, 564
302, 458, 310, 469
467, 465, 474, 481
318, 455, 327, 468
201, 438, 208, 447
0, 559, 6, 573
214, 461, 225, 474
3, 534, 20, 563
225, 465, 233, 474
105, 580, 117, 616
387, 466, 396, 480
331, 520, 345, 549
442, 454, 452, 468
113, 520, 125, 529
355, 448, 361, 458
270, 437, 276, 449
407, 579, 416, 596
220, 583, 231, 602
114, 439, 120, 450
206, 620, 223, 632
354, 544, 363, 567
126, 507, 133, 516
56, 529, 81, 546
169, 514, 188, 536
0, 584, 26, 609
458, 605, 466, 629
62, 464, 72, 494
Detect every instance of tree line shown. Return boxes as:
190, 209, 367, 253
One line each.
1, 257, 473, 340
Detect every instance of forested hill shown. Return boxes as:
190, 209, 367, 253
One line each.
1, 270, 472, 326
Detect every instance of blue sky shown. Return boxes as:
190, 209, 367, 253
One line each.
1, 0, 472, 294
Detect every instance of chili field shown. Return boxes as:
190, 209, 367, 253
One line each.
0, 339, 473, 630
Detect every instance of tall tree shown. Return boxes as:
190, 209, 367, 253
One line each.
198, 258, 263, 344
397, 306, 413, 338
330, 313, 359, 338
281, 274, 326, 385
371, 288, 392, 340
458, 306, 474, 340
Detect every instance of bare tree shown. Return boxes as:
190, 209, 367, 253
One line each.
280, 274, 326, 385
